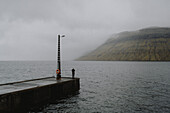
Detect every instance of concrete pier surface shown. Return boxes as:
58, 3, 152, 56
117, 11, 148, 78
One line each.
0, 77, 80, 113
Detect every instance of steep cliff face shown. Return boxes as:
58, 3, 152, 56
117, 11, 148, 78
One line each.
77, 27, 170, 61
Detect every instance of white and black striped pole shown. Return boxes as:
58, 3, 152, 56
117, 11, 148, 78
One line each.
56, 35, 65, 80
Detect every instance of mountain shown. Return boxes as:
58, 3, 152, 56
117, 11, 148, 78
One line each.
77, 27, 170, 61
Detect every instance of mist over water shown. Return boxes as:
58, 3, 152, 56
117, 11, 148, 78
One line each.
1, 1, 170, 112
1, 0, 170, 61
0, 61, 170, 112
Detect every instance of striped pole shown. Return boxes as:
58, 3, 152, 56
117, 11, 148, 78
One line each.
57, 35, 61, 80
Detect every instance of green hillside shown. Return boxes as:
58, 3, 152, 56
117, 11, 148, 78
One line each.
77, 27, 170, 61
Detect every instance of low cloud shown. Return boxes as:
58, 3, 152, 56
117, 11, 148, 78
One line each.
0, 0, 170, 60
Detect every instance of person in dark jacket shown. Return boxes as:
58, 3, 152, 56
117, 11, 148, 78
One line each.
72, 68, 75, 79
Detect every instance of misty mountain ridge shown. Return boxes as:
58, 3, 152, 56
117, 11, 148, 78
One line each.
77, 27, 170, 61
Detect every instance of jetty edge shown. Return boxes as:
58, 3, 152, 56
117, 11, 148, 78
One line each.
0, 76, 80, 113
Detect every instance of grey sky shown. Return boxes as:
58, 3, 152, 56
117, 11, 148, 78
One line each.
0, 0, 170, 61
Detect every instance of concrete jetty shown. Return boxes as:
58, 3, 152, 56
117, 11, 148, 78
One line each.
0, 77, 80, 113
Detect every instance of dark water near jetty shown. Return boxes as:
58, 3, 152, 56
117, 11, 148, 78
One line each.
0, 61, 170, 113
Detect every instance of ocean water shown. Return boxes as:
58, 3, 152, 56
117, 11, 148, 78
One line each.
0, 61, 170, 113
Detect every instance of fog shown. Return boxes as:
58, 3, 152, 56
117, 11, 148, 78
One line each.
0, 0, 170, 61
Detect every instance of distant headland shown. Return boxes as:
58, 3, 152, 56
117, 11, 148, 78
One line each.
76, 27, 170, 61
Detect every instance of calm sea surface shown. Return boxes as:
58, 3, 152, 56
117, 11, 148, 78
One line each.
0, 61, 170, 113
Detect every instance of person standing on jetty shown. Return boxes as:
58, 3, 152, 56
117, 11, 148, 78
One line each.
72, 68, 75, 79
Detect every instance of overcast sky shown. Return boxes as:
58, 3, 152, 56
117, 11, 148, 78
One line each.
0, 0, 170, 61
